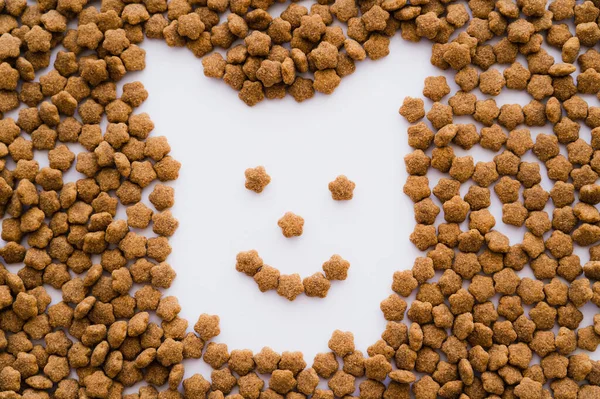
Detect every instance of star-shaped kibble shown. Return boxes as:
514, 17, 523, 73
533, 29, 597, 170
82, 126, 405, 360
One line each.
329, 175, 355, 200
245, 166, 271, 193
277, 212, 304, 238
303, 272, 331, 298
322, 254, 350, 280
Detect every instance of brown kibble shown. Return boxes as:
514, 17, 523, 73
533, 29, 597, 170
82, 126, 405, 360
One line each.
238, 372, 263, 399
399, 97, 425, 123
329, 175, 355, 200
303, 273, 330, 298
427, 102, 453, 130
514, 377, 542, 399
236, 250, 263, 277
253, 347, 280, 374
410, 224, 438, 251
423, 76, 450, 102
126, 202, 153, 229
247, 60, 276, 85
380, 294, 407, 321
313, 69, 341, 95
313, 352, 338, 379
245, 30, 271, 57
239, 80, 264, 107
278, 212, 304, 238
269, 369, 296, 394
84, 371, 112, 398
152, 211, 179, 237
404, 175, 431, 202
193, 313, 220, 341
253, 265, 280, 292
363, 33, 389, 60
278, 351, 306, 376
328, 330, 354, 357
415, 12, 440, 40
204, 342, 230, 369
245, 166, 270, 193
148, 185, 174, 211
277, 274, 304, 301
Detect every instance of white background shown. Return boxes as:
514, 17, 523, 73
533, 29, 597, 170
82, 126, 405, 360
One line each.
131, 33, 600, 376
137, 35, 435, 362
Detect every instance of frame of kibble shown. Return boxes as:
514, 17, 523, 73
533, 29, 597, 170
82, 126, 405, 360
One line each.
1, 0, 600, 396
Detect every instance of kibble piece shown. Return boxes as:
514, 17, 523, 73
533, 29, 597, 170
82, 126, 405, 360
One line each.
503, 62, 531, 90
443, 196, 470, 223
303, 273, 330, 298
392, 270, 418, 297
204, 342, 230, 369
423, 76, 450, 102
268, 369, 297, 395
427, 102, 453, 130
151, 211, 179, 237
312, 69, 340, 95
277, 274, 304, 301
253, 347, 280, 374
277, 212, 304, 238
404, 176, 431, 202
148, 185, 175, 211
201, 53, 227, 80
256, 60, 282, 88
295, 368, 318, 395
126, 202, 153, 229
405, 150, 431, 177
449, 156, 474, 183
479, 69, 506, 96
278, 351, 306, 376
239, 81, 264, 107
329, 330, 355, 357
193, 313, 220, 341
433, 178, 460, 204
253, 265, 280, 292
329, 175, 355, 200
245, 166, 270, 193
236, 250, 263, 277
245, 30, 271, 57
322, 254, 350, 281
399, 97, 425, 123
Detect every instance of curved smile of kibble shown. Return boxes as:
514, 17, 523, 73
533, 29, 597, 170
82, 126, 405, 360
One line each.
236, 250, 350, 300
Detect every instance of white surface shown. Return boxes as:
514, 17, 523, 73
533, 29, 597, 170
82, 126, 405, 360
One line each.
133, 36, 435, 361
130, 35, 600, 375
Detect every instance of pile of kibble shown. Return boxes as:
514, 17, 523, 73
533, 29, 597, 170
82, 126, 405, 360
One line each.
1, 0, 600, 396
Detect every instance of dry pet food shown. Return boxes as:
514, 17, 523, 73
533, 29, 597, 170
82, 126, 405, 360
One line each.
245, 166, 271, 193
329, 175, 356, 201
235, 251, 350, 300
1, 0, 600, 397
278, 212, 305, 238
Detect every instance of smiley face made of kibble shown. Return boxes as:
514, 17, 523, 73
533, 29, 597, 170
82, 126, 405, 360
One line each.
236, 166, 354, 300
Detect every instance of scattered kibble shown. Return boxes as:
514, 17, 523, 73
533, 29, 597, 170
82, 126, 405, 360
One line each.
3, 0, 600, 397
